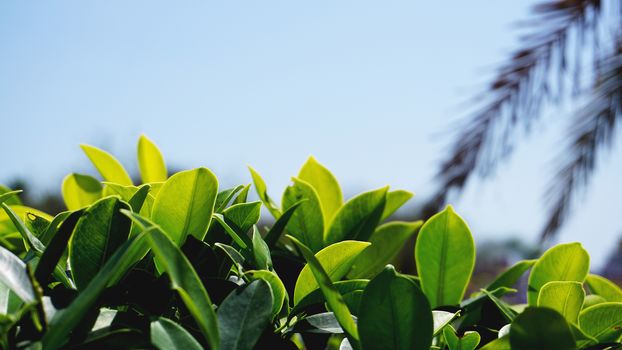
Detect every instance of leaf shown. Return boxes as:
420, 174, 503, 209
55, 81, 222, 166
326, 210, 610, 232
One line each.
251, 227, 272, 270
432, 310, 459, 335
61, 173, 103, 211
325, 187, 388, 245
248, 166, 281, 218
443, 326, 480, 350
348, 221, 422, 279
215, 185, 245, 213
299, 312, 351, 334
1, 203, 46, 253
151, 167, 218, 245
147, 229, 220, 349
527, 242, 589, 305
81, 144, 133, 185
294, 240, 370, 304
223, 201, 262, 234
211, 214, 252, 250
217, 280, 273, 350
287, 235, 359, 346
486, 259, 536, 291
137, 135, 167, 183
128, 184, 151, 213
583, 294, 607, 309
0, 245, 34, 303
480, 289, 518, 322
69, 197, 132, 290
381, 190, 413, 221
358, 265, 433, 350
298, 156, 343, 224
537, 281, 584, 324
233, 184, 250, 204
264, 200, 303, 248
585, 274, 622, 302
244, 270, 286, 317
150, 317, 202, 350
578, 302, 622, 343
479, 336, 510, 350
415, 205, 476, 307
509, 307, 575, 350
282, 178, 325, 252
290, 279, 369, 317
0, 186, 22, 206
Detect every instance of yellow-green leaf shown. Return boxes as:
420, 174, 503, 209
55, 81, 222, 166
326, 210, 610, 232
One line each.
537, 281, 584, 324
80, 144, 133, 185
282, 178, 325, 252
248, 166, 281, 218
137, 135, 167, 183
578, 302, 622, 343
298, 156, 343, 224
61, 173, 103, 211
585, 274, 622, 302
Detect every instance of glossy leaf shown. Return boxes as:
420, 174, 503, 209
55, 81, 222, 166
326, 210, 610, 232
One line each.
415, 205, 476, 307
215, 185, 245, 213
1, 203, 46, 253
233, 184, 251, 204
248, 166, 281, 218
585, 274, 622, 302
69, 197, 132, 290
0, 245, 34, 303
150, 317, 201, 350
537, 281, 584, 323
282, 177, 325, 252
291, 279, 369, 317
578, 302, 622, 343
137, 134, 167, 183
297, 156, 343, 224
251, 227, 272, 270
0, 186, 22, 206
432, 310, 459, 335
527, 242, 589, 305
325, 186, 388, 245
81, 144, 133, 185
443, 326, 480, 350
223, 201, 261, 234
486, 259, 536, 291
380, 190, 413, 221
359, 265, 433, 350
509, 307, 575, 350
61, 173, 103, 211
348, 220, 422, 279
264, 200, 303, 247
294, 240, 370, 304
217, 280, 273, 350
151, 167, 218, 245
244, 270, 286, 317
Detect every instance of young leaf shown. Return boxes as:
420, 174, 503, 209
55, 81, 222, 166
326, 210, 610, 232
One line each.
282, 177, 325, 252
0, 186, 22, 206
1, 203, 47, 253
297, 156, 343, 224
244, 270, 286, 317
486, 259, 536, 291
264, 200, 303, 248
287, 235, 359, 347
290, 279, 369, 317
69, 197, 132, 290
509, 307, 575, 350
248, 166, 281, 218
61, 173, 103, 211
380, 190, 413, 221
150, 317, 202, 350
325, 187, 388, 245
432, 310, 459, 335
80, 144, 133, 185
233, 184, 250, 204
217, 280, 273, 350
294, 240, 370, 304
348, 220, 422, 279
0, 245, 34, 303
223, 201, 262, 234
537, 281, 585, 324
251, 227, 272, 270
137, 135, 167, 183
151, 167, 218, 245
215, 185, 245, 213
527, 242, 589, 305
358, 265, 433, 350
585, 274, 622, 302
443, 326, 480, 350
415, 205, 476, 307
578, 302, 622, 343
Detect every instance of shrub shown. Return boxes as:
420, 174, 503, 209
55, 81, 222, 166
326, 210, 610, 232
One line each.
0, 135, 620, 350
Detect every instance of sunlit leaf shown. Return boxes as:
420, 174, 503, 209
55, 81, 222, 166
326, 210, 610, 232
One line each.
509, 307, 575, 350
248, 166, 281, 218
61, 173, 103, 211
585, 274, 622, 302
537, 281, 584, 324
297, 156, 343, 224
578, 302, 622, 343
137, 134, 167, 183
282, 177, 325, 252
81, 144, 133, 185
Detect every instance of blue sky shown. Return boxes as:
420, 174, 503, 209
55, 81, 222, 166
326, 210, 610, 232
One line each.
2, 1, 621, 268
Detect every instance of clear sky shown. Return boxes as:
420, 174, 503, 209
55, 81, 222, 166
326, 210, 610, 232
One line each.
2, 1, 621, 268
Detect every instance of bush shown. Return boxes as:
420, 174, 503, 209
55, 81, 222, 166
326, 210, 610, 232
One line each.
0, 135, 620, 350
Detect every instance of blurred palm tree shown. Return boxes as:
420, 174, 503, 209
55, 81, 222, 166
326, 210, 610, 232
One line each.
428, 0, 622, 241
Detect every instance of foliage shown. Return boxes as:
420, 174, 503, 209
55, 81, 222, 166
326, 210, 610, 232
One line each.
0, 136, 620, 349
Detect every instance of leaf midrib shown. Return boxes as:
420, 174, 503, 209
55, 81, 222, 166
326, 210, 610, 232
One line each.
179, 172, 200, 241
436, 212, 450, 306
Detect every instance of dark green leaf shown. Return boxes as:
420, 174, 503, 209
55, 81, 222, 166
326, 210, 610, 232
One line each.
264, 200, 304, 248
150, 317, 202, 350
282, 177, 325, 252
509, 307, 575, 350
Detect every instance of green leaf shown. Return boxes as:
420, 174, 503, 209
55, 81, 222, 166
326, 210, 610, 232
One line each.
69, 197, 132, 290
251, 227, 272, 270
298, 156, 343, 224
585, 274, 622, 302
0, 186, 22, 206
537, 281, 584, 324
264, 200, 303, 248
381, 190, 413, 221
443, 326, 480, 350
294, 240, 370, 304
0, 245, 34, 303
583, 294, 607, 309
151, 167, 218, 245
348, 220, 422, 279
578, 302, 622, 343
150, 317, 202, 350
233, 184, 250, 204
290, 279, 369, 317
1, 203, 46, 253
282, 177, 325, 252
137, 135, 167, 183
80, 144, 133, 185
215, 185, 245, 213
325, 187, 388, 245
479, 336, 510, 350
147, 229, 219, 349
358, 265, 433, 350
415, 205, 476, 307
486, 259, 536, 291
287, 235, 359, 346
509, 307, 575, 350
217, 280, 273, 350
61, 173, 103, 211
480, 289, 518, 322
244, 270, 286, 317
527, 242, 589, 305
432, 310, 459, 335
223, 201, 262, 234
248, 166, 281, 218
